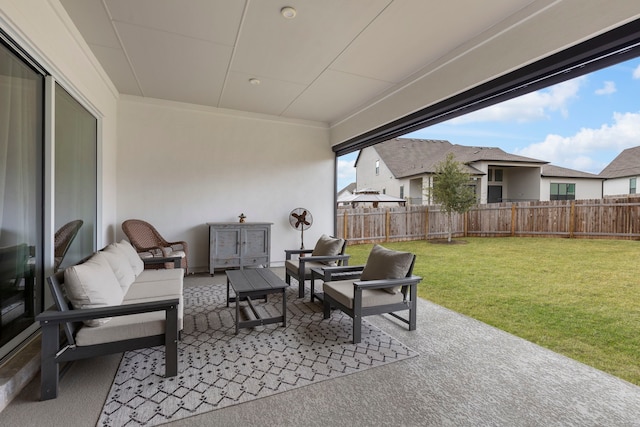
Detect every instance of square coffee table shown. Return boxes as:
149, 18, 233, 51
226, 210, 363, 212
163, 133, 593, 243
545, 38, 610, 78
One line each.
226, 268, 287, 334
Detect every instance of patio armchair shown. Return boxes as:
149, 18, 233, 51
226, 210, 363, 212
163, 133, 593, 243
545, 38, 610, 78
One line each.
122, 219, 188, 274
322, 244, 421, 343
285, 234, 349, 298
54, 219, 83, 271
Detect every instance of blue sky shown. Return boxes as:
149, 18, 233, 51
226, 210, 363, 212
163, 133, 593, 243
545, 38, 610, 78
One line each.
337, 56, 640, 191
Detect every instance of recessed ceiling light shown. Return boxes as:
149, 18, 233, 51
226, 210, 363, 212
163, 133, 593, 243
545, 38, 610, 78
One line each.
281, 6, 297, 19
249, 78, 261, 85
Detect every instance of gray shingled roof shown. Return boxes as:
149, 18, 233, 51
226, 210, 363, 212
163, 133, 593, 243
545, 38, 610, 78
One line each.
541, 165, 601, 179
338, 182, 357, 194
370, 138, 546, 178
599, 146, 640, 178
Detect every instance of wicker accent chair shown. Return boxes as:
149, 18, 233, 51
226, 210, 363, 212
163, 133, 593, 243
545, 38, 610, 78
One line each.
122, 219, 188, 274
54, 219, 83, 271
285, 234, 349, 299
321, 244, 421, 343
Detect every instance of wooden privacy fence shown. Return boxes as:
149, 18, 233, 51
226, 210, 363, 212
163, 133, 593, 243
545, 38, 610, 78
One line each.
336, 196, 640, 244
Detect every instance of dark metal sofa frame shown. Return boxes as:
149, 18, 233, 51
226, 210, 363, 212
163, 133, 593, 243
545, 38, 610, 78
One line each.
36, 256, 181, 400
321, 256, 421, 343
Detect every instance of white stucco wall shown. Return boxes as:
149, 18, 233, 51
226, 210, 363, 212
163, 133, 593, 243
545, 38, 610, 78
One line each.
116, 97, 332, 272
355, 147, 402, 196
507, 168, 541, 202
1, 0, 336, 274
603, 176, 637, 197
540, 178, 603, 200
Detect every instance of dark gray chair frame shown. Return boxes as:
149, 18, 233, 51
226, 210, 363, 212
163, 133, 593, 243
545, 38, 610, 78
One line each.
36, 256, 182, 400
322, 256, 421, 344
284, 239, 350, 298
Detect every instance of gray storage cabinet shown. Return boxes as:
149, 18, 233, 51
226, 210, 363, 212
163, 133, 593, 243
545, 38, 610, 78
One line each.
208, 222, 272, 275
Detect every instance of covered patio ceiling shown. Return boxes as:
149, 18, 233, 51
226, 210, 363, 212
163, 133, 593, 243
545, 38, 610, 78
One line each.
59, 1, 640, 147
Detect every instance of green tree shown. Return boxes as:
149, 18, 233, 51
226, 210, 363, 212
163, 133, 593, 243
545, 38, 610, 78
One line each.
427, 153, 477, 242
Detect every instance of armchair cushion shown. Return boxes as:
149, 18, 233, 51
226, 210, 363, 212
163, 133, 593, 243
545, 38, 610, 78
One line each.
360, 245, 414, 294
311, 234, 345, 265
114, 240, 144, 276
285, 259, 328, 280
323, 279, 403, 309
63, 252, 124, 326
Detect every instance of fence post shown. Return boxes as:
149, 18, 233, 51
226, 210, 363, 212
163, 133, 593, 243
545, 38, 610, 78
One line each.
425, 206, 429, 240
569, 201, 575, 238
463, 211, 468, 237
343, 210, 348, 240
385, 209, 390, 242
627, 196, 631, 240
511, 204, 516, 236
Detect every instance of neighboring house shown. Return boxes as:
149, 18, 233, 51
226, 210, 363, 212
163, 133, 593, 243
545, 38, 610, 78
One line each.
356, 138, 549, 205
600, 146, 640, 196
540, 165, 603, 200
337, 182, 357, 206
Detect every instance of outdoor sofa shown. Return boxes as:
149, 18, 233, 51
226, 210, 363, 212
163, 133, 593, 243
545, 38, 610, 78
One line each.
37, 240, 183, 400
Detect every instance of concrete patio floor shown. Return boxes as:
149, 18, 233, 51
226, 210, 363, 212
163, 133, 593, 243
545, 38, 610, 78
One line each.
1, 268, 639, 426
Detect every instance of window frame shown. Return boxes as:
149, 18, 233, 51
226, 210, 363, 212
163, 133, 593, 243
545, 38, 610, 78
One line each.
550, 183, 576, 201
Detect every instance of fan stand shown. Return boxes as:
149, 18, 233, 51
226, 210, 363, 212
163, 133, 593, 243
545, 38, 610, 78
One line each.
290, 207, 313, 254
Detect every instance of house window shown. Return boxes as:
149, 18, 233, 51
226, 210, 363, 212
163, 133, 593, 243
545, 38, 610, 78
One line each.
488, 168, 503, 182
550, 183, 575, 200
630, 178, 637, 194
375, 159, 380, 176
400, 186, 404, 199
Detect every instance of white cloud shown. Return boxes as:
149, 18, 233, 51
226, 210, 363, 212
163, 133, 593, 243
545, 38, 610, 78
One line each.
337, 157, 356, 189
595, 81, 616, 95
515, 111, 640, 173
449, 77, 585, 124
633, 64, 640, 79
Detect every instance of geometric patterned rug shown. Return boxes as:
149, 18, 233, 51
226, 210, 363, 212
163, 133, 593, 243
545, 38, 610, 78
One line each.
97, 282, 418, 426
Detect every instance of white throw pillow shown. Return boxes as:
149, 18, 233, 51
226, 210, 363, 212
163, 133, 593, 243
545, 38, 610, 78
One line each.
114, 240, 144, 276
102, 244, 136, 293
63, 252, 124, 326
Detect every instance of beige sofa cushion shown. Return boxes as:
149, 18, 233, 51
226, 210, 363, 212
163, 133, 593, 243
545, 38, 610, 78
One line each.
323, 279, 403, 309
101, 244, 136, 293
135, 268, 184, 283
123, 273, 184, 329
64, 252, 124, 326
114, 240, 144, 276
75, 311, 166, 346
360, 244, 414, 294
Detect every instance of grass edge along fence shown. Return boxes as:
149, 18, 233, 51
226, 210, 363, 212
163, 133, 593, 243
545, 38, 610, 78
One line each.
337, 196, 640, 244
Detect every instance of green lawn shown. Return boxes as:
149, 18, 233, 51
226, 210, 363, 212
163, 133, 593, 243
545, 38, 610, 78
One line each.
344, 238, 640, 386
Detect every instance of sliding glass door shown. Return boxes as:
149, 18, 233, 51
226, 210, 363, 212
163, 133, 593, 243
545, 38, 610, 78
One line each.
54, 84, 97, 270
0, 41, 44, 355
